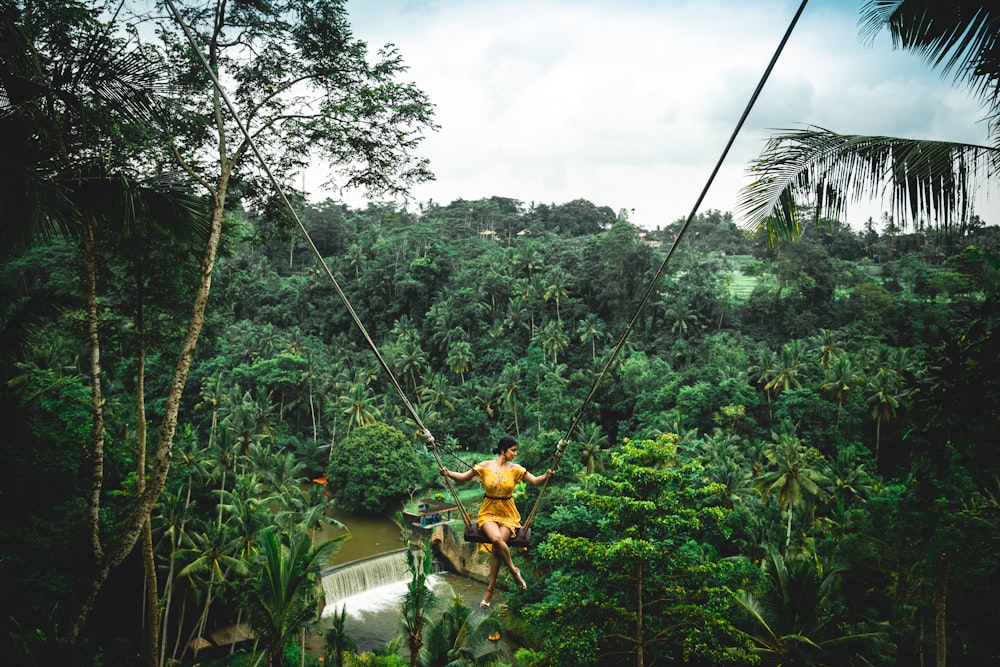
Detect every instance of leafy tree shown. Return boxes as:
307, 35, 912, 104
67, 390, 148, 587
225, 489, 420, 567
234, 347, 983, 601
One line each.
326, 422, 422, 513
525, 434, 754, 666
529, 198, 616, 237
2, 2, 206, 648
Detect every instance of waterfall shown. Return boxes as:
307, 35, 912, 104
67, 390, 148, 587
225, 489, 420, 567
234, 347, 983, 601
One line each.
321, 548, 410, 606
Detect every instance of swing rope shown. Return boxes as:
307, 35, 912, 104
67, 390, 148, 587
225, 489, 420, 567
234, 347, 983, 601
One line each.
163, 0, 479, 530
518, 0, 810, 533
166, 0, 808, 537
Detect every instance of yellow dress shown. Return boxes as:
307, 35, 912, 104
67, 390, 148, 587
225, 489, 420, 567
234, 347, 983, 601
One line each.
474, 463, 525, 533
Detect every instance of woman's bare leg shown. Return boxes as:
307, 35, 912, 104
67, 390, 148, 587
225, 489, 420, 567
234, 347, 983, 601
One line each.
483, 555, 501, 606
481, 522, 526, 589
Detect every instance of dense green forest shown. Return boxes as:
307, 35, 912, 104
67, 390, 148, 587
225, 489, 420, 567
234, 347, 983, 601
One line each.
4, 192, 1000, 665
4, 0, 1000, 666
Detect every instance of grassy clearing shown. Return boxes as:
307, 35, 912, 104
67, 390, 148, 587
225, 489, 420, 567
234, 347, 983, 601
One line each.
720, 254, 774, 301
726, 272, 763, 300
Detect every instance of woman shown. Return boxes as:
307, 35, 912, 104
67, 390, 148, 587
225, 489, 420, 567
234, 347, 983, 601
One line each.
440, 435, 554, 608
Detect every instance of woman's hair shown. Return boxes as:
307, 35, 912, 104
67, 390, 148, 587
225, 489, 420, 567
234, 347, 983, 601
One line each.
494, 435, 518, 455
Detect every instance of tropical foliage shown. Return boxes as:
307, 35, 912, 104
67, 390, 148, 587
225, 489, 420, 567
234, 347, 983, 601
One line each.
3, 1, 1000, 667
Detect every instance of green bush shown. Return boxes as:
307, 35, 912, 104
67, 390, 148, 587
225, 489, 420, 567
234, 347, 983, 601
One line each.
326, 422, 423, 514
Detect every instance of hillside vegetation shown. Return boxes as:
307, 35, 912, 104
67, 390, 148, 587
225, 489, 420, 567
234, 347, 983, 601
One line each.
3, 196, 999, 665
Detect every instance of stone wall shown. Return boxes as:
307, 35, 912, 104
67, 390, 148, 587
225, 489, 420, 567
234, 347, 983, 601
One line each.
403, 512, 491, 583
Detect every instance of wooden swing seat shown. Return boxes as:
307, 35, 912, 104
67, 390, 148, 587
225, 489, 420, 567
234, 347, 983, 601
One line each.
463, 523, 532, 549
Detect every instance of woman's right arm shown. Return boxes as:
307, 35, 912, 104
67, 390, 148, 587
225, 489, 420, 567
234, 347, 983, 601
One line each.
441, 466, 477, 483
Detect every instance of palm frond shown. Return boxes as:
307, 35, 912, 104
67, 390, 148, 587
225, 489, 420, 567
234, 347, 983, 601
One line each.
860, 1, 999, 121
738, 125, 998, 244
732, 589, 777, 643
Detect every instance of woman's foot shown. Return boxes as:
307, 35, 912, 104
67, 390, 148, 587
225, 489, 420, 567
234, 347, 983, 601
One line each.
512, 568, 527, 591
480, 587, 494, 609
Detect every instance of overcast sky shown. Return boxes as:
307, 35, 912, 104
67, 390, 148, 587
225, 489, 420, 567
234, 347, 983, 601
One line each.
309, 0, 997, 230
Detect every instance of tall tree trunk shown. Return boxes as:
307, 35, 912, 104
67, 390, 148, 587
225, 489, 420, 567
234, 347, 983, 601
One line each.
171, 588, 190, 663
159, 530, 179, 667
73, 220, 107, 639
635, 560, 644, 667
785, 505, 794, 550
187, 572, 217, 660
68, 186, 227, 639
142, 518, 159, 667
936, 552, 948, 667
875, 416, 881, 466
919, 614, 926, 667
309, 385, 317, 442
137, 339, 161, 667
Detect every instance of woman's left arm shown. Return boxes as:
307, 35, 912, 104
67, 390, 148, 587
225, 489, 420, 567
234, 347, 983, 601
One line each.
523, 469, 555, 486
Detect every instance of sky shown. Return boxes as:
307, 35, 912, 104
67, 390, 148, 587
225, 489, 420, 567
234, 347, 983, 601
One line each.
304, 0, 998, 231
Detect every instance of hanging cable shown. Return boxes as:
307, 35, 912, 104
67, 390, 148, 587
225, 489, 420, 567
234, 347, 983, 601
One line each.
518, 0, 810, 533
160, 0, 481, 528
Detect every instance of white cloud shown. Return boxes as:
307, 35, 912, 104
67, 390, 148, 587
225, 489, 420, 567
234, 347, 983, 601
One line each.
305, 0, 998, 229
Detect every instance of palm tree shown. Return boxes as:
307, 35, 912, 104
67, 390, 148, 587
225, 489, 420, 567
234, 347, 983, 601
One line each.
810, 328, 840, 369
213, 475, 271, 655
754, 424, 830, 550
418, 372, 459, 416
764, 341, 806, 397
665, 295, 701, 337
738, 2, 999, 245
496, 364, 523, 437
577, 313, 606, 362
346, 242, 365, 280
401, 539, 437, 667
504, 295, 532, 337
176, 520, 247, 660
543, 268, 570, 324
395, 338, 429, 394
576, 422, 609, 477
417, 597, 505, 667
826, 448, 875, 508
153, 486, 197, 667
217, 475, 272, 561
514, 240, 544, 278
446, 340, 473, 383
733, 545, 885, 666
821, 353, 858, 409
866, 370, 904, 465
340, 382, 380, 436
700, 428, 752, 509
535, 319, 569, 364
243, 529, 341, 667
323, 606, 358, 667
196, 372, 228, 448
753, 347, 780, 414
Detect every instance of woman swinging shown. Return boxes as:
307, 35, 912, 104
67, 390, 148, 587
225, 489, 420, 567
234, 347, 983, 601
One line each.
439, 435, 554, 608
